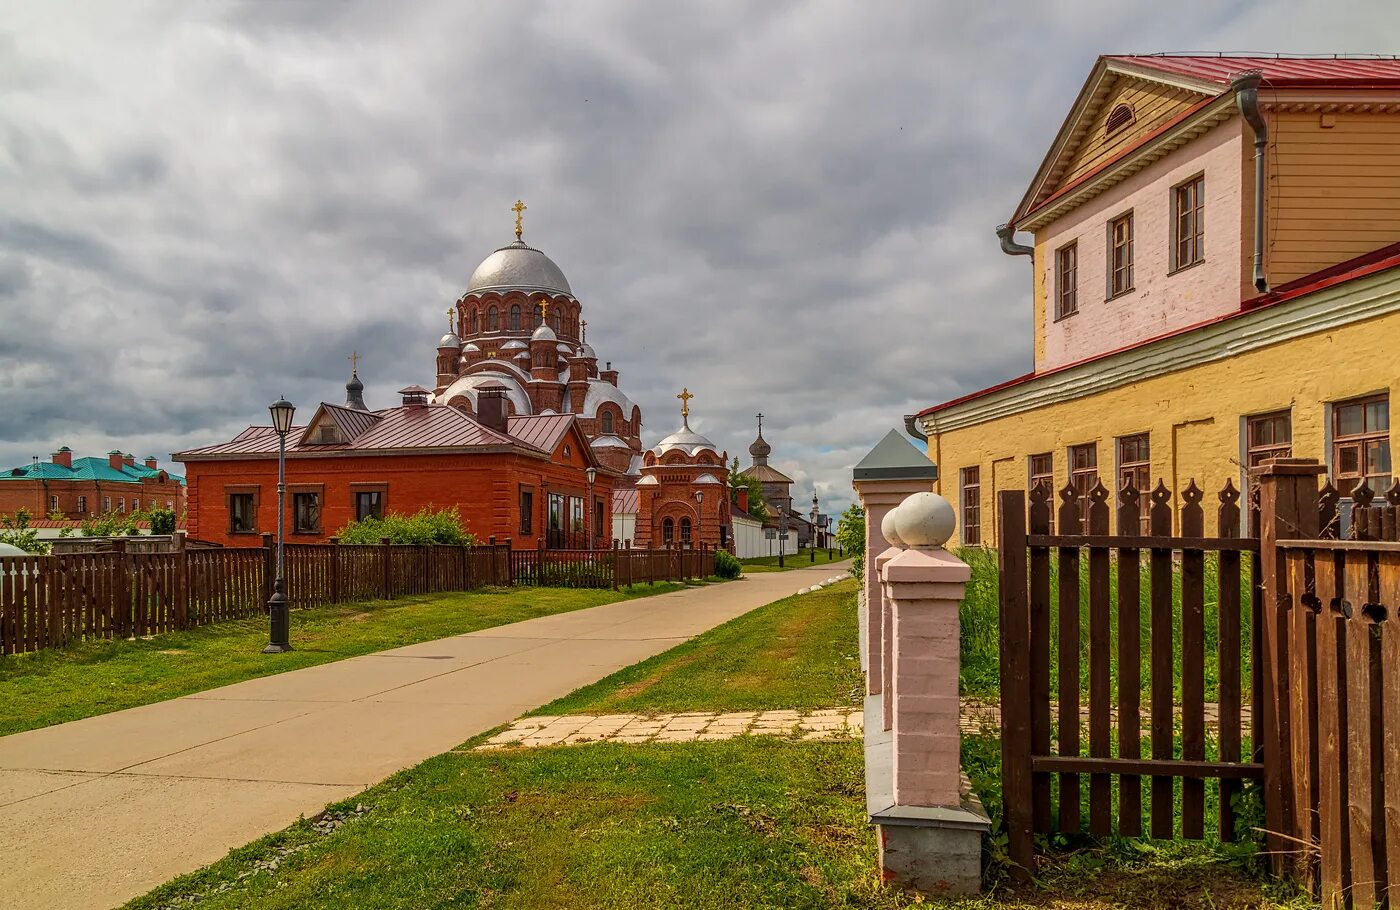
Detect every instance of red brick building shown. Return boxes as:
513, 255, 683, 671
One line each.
175, 383, 617, 548
0, 448, 185, 520
632, 391, 733, 551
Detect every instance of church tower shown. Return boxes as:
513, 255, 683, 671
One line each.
431, 201, 645, 477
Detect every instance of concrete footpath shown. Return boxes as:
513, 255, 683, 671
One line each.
0, 563, 849, 910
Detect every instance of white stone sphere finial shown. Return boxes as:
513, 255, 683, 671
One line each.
880, 507, 906, 549
892, 491, 957, 549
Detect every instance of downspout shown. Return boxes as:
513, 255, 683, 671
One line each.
996, 223, 1034, 259
1232, 71, 1269, 293
903, 414, 927, 443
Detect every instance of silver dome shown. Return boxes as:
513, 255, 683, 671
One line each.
532, 322, 557, 341
652, 425, 719, 457
466, 241, 572, 296
438, 332, 461, 348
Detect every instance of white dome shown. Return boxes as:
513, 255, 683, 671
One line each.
694, 473, 723, 484
463, 342, 481, 353
579, 342, 597, 359
532, 322, 557, 342
653, 424, 719, 457
582, 379, 637, 418
435, 372, 532, 415
591, 434, 629, 449
438, 332, 461, 348
501, 339, 528, 351
556, 342, 574, 355
466, 241, 572, 296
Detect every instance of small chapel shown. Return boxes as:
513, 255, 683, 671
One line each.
628, 389, 733, 550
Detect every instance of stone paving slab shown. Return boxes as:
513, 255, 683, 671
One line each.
475, 707, 864, 749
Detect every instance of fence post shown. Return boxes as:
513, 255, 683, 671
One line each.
115, 538, 132, 639
173, 530, 189, 630
381, 536, 393, 600
878, 491, 985, 896
328, 537, 340, 604
261, 532, 275, 603
997, 490, 1035, 881
1255, 458, 1324, 876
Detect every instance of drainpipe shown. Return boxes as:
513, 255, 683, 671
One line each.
903, 414, 927, 443
996, 223, 1034, 260
1233, 71, 1269, 293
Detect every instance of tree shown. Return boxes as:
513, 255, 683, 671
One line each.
0, 509, 49, 554
835, 503, 865, 581
727, 457, 770, 522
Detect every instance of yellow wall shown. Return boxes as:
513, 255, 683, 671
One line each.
929, 310, 1399, 545
1060, 79, 1200, 186
1270, 111, 1400, 284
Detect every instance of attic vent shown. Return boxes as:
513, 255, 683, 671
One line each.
1105, 103, 1135, 136
318, 426, 340, 444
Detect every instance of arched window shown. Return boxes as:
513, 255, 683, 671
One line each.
487, 306, 498, 331
601, 412, 615, 435
469, 309, 479, 334
552, 311, 561, 332
680, 518, 692, 546
509, 304, 521, 331
663, 517, 674, 544
533, 303, 543, 327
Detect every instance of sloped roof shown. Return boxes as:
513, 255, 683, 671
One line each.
2, 456, 184, 486
507, 413, 574, 453
853, 429, 938, 482
1111, 55, 1400, 88
744, 462, 793, 485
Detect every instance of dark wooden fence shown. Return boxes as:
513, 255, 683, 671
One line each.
511, 545, 716, 590
996, 459, 1400, 909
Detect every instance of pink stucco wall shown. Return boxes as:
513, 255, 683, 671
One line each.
1037, 118, 1248, 372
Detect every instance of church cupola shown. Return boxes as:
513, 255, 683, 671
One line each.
346, 353, 368, 410
748, 413, 772, 465
436, 310, 462, 393
530, 300, 560, 381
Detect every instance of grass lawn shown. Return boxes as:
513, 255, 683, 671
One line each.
0, 581, 701, 737
741, 548, 851, 573
535, 580, 864, 716
124, 574, 1296, 909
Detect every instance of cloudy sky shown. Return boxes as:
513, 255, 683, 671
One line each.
2, 1, 1397, 517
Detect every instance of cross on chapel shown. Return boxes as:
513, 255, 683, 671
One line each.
348, 351, 360, 373
677, 387, 693, 421
512, 200, 527, 241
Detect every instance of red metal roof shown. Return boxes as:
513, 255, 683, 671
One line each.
507, 414, 575, 453
918, 242, 1400, 419
1110, 55, 1400, 88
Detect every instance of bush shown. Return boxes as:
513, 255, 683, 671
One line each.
835, 504, 865, 581
336, 506, 477, 547
148, 509, 178, 535
714, 549, 742, 579
0, 509, 49, 554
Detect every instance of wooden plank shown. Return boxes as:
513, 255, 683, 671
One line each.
1057, 484, 1083, 836
1217, 484, 1243, 841
1180, 483, 1207, 839
1086, 483, 1112, 836
1032, 756, 1265, 779
1117, 483, 1143, 837
1344, 552, 1383, 909
1027, 534, 1259, 551
1148, 483, 1175, 839
1028, 484, 1054, 836
1379, 553, 1400, 906
1315, 553, 1350, 905
1280, 539, 1400, 553
1288, 549, 1321, 889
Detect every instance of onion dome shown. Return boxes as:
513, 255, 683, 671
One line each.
438, 331, 461, 348
579, 342, 597, 359
532, 321, 557, 342
345, 369, 368, 410
466, 240, 572, 296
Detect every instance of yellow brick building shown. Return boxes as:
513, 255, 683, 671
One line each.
914, 55, 1400, 544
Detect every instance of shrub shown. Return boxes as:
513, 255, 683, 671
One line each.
714, 549, 742, 579
835, 504, 865, 580
148, 508, 178, 535
0, 509, 49, 554
336, 506, 477, 547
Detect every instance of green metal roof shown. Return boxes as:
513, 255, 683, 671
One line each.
1, 456, 185, 486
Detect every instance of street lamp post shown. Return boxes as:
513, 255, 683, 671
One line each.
810, 493, 819, 563
778, 509, 787, 568
585, 466, 597, 550
694, 489, 703, 550
264, 396, 296, 654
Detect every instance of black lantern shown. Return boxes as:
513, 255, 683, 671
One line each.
264, 396, 295, 653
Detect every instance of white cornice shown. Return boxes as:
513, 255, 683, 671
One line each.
920, 268, 1400, 436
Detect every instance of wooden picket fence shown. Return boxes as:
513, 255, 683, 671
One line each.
996, 459, 1400, 909
0, 535, 718, 656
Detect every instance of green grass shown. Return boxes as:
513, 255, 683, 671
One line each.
0, 582, 699, 737
740, 548, 849, 572
535, 579, 864, 716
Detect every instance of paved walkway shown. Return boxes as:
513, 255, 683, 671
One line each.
478, 707, 864, 748
0, 563, 849, 910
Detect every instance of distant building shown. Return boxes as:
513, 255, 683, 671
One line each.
915, 55, 1400, 545
0, 448, 185, 519
741, 415, 821, 549
631, 391, 733, 550
175, 378, 616, 548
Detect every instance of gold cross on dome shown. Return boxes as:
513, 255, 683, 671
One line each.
539, 299, 550, 321
677, 387, 694, 420
348, 351, 360, 373
446, 308, 454, 331
512, 200, 527, 241
581, 318, 587, 342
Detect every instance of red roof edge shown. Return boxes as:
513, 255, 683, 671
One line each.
918, 243, 1400, 420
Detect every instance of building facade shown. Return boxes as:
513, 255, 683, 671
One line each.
0, 448, 185, 520
176, 381, 616, 548
631, 392, 733, 550
916, 55, 1400, 545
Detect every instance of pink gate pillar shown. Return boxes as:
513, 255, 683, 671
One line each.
876, 510, 905, 731
868, 490, 989, 898
852, 429, 938, 697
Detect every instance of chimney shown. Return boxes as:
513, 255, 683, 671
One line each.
144, 455, 159, 470
398, 385, 430, 409
476, 382, 510, 435
737, 487, 749, 515
123, 453, 136, 467
52, 446, 72, 469
108, 450, 124, 471
600, 361, 619, 387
